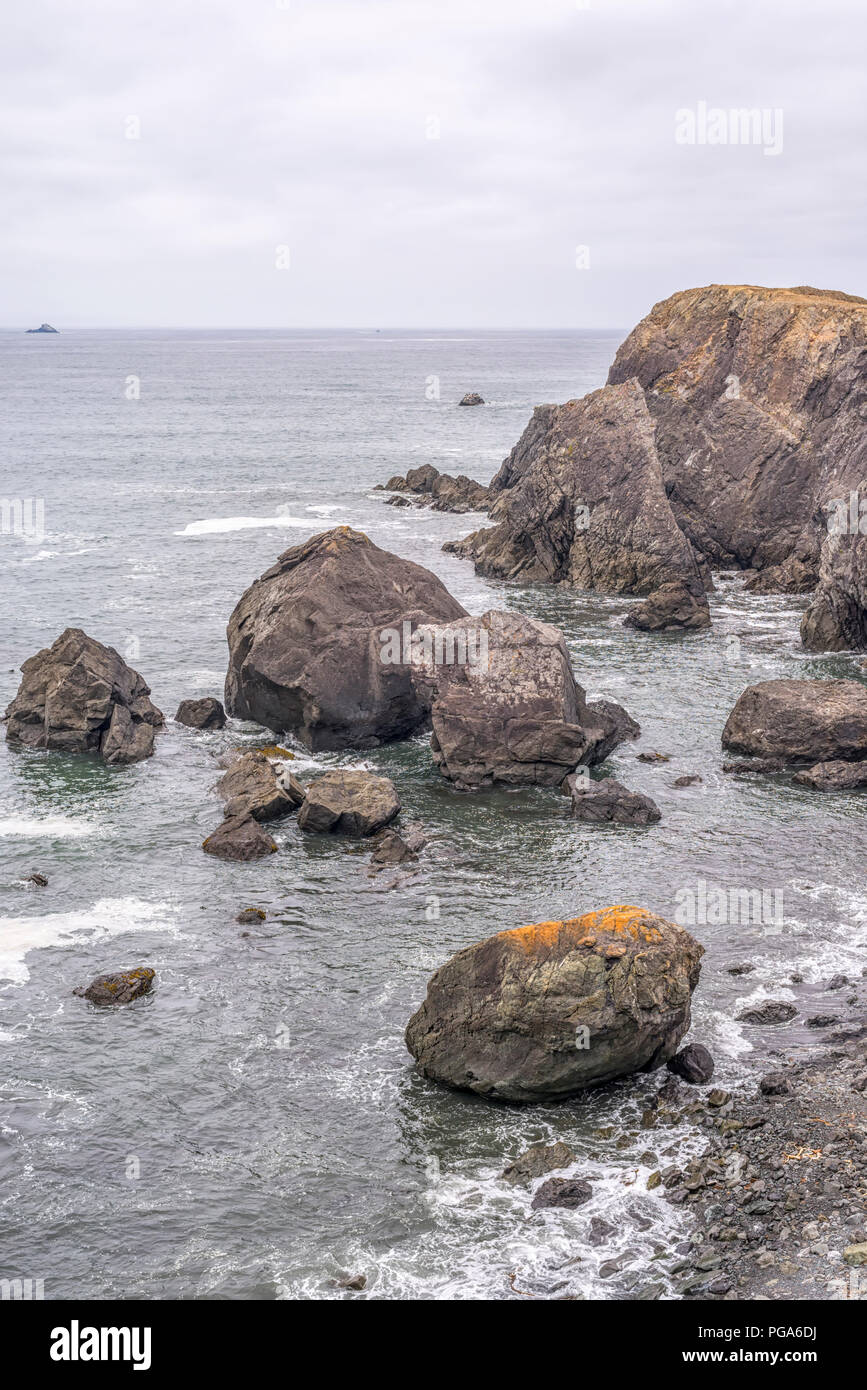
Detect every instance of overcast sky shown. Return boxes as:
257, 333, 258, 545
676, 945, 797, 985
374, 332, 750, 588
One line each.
1, 0, 864, 328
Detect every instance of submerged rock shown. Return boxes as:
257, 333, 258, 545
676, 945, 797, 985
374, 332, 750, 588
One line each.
175, 696, 226, 730
667, 1043, 715, 1084
736, 1001, 798, 1025
224, 527, 467, 750
368, 826, 424, 867
501, 1142, 576, 1186
531, 1177, 592, 1211
298, 770, 400, 837
458, 392, 484, 406
236, 907, 266, 923
202, 814, 278, 861
563, 774, 661, 826
405, 906, 704, 1102
74, 968, 154, 1005
410, 609, 638, 789
623, 580, 710, 632
5, 628, 164, 764
791, 759, 867, 791
722, 679, 867, 764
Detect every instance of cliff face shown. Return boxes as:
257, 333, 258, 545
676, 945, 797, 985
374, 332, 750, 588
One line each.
446, 378, 708, 598
450, 286, 867, 622
607, 284, 867, 590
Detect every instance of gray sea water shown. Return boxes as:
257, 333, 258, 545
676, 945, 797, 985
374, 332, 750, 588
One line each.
1, 328, 864, 1300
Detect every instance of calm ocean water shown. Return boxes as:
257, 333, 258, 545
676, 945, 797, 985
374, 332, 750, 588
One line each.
1, 328, 864, 1299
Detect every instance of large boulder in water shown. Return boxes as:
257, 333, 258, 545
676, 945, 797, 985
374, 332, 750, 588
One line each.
224, 527, 467, 750
5, 628, 164, 764
405, 906, 704, 1102
722, 679, 867, 763
409, 609, 638, 788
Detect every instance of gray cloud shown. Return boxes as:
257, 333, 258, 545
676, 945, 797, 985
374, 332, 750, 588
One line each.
1, 0, 864, 326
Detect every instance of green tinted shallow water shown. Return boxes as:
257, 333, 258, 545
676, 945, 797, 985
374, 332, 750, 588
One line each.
1, 329, 864, 1299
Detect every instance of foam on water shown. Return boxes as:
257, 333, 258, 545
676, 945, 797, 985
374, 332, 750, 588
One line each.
176, 512, 346, 536
0, 816, 94, 839
0, 897, 175, 984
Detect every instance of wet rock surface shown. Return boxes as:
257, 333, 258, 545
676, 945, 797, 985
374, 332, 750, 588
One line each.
501, 1141, 577, 1186
175, 696, 226, 730
202, 813, 278, 861
722, 678, 867, 764
5, 627, 164, 764
405, 906, 704, 1102
217, 750, 297, 822
298, 770, 401, 837
563, 774, 661, 826
74, 968, 155, 1005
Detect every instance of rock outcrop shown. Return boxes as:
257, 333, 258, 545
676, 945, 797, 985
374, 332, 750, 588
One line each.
224, 528, 467, 750
376, 464, 489, 513
74, 968, 154, 1004
26, 323, 58, 333
405, 905, 704, 1102
409, 609, 638, 788
562, 773, 661, 826
5, 628, 164, 764
175, 696, 226, 730
445, 380, 709, 599
297, 770, 401, 836
458, 392, 484, 406
202, 814, 278, 861
217, 750, 298, 821
722, 679, 867, 764
624, 580, 710, 632
791, 760, 867, 791
608, 284, 867, 589
801, 486, 867, 651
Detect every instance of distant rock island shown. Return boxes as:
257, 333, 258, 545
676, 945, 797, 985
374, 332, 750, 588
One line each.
26, 323, 58, 333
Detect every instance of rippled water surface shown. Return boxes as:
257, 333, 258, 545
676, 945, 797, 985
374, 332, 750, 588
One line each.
1, 328, 864, 1299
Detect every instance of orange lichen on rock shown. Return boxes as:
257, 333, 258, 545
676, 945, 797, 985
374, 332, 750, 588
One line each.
502, 905, 664, 954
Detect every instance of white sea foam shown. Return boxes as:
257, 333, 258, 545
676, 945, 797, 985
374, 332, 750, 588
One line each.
0, 897, 174, 985
176, 512, 345, 536
0, 816, 94, 839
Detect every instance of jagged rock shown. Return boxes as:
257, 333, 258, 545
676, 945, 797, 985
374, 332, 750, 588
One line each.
744, 559, 816, 595
607, 284, 867, 588
624, 580, 710, 632
5, 628, 164, 764
531, 1177, 592, 1211
801, 483, 867, 651
378, 465, 489, 513
792, 759, 867, 791
175, 696, 226, 730
217, 751, 295, 821
458, 392, 484, 406
26, 323, 58, 333
667, 1043, 715, 1084
298, 770, 400, 837
722, 679, 867, 763
405, 906, 704, 1102
446, 380, 708, 597
224, 528, 467, 750
409, 609, 638, 788
501, 1142, 577, 1186
727, 963, 755, 975
368, 826, 425, 868
759, 1072, 790, 1095
74, 968, 154, 1004
202, 814, 278, 861
563, 774, 661, 826
736, 1002, 798, 1025
584, 699, 641, 760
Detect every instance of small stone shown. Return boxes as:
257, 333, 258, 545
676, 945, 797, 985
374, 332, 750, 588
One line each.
759, 1072, 790, 1096
843, 1243, 867, 1267
667, 1043, 715, 1084
236, 907, 266, 924
74, 968, 154, 1005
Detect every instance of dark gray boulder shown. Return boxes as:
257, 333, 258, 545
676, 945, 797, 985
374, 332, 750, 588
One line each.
410, 609, 638, 789
175, 696, 226, 730
623, 580, 711, 632
722, 679, 867, 764
224, 528, 467, 750
736, 1001, 798, 1025
563, 774, 661, 826
217, 750, 296, 821
202, 814, 278, 861
405, 906, 704, 1102
792, 760, 867, 791
667, 1043, 715, 1084
297, 770, 400, 837
531, 1178, 592, 1211
74, 968, 154, 1005
5, 628, 164, 765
